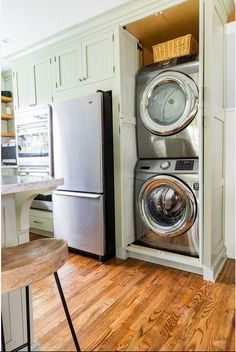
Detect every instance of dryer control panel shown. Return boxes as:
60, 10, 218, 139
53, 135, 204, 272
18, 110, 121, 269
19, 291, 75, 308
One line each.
175, 160, 194, 171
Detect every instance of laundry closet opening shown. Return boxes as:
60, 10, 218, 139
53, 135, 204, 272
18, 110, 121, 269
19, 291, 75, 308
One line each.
119, 0, 203, 265
124, 0, 199, 68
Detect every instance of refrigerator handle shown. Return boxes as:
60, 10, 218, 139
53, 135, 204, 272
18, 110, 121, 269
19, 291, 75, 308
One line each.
53, 190, 102, 199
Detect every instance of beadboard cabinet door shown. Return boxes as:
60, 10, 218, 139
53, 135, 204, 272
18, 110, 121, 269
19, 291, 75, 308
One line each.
81, 31, 114, 85
54, 43, 82, 92
34, 58, 53, 104
13, 66, 36, 110
203, 0, 228, 280
13, 59, 53, 110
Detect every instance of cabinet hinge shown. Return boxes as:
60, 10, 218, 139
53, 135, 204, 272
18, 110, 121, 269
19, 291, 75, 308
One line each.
54, 56, 56, 62
55, 82, 58, 88
118, 103, 120, 113
51, 96, 54, 102
137, 43, 143, 51
202, 86, 206, 100
113, 65, 115, 73
112, 34, 115, 41
50, 58, 52, 64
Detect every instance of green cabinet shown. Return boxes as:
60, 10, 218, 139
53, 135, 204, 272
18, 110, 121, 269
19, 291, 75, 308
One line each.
13, 30, 115, 109
53, 31, 114, 92
54, 43, 82, 92
13, 57, 53, 110
82, 31, 114, 84
13, 66, 36, 110
34, 58, 53, 105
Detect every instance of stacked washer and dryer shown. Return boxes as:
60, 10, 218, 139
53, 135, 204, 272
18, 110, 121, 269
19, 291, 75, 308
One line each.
134, 59, 201, 258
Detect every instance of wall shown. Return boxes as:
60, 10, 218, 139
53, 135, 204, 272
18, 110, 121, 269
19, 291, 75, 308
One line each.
225, 21, 236, 259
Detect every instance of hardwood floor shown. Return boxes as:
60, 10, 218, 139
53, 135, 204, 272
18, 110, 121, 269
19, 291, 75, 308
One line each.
32, 253, 235, 351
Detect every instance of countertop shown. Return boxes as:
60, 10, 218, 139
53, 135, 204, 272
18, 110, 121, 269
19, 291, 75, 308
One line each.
1, 175, 64, 195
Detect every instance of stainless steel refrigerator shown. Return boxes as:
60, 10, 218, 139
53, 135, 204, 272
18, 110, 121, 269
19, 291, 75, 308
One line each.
52, 91, 115, 261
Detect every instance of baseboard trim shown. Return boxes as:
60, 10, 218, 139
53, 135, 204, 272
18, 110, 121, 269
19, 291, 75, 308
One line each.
203, 247, 227, 282
116, 247, 128, 259
125, 244, 203, 275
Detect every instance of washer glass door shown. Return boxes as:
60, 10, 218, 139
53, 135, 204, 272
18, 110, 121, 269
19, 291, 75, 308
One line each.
140, 71, 198, 136
139, 175, 197, 237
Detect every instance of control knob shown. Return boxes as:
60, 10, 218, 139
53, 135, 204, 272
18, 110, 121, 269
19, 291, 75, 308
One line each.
160, 161, 171, 170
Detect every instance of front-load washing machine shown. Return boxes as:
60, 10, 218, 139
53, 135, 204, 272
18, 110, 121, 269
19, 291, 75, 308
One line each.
135, 158, 199, 257
136, 61, 200, 159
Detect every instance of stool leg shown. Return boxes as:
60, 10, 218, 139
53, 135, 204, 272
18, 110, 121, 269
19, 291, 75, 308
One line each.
54, 272, 81, 352
25, 286, 31, 352
1, 315, 6, 352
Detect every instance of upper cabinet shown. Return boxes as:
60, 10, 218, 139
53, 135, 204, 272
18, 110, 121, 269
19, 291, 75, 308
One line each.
12, 30, 115, 110
34, 58, 53, 105
54, 43, 82, 92
53, 31, 114, 93
13, 66, 36, 110
81, 31, 114, 84
13, 57, 53, 110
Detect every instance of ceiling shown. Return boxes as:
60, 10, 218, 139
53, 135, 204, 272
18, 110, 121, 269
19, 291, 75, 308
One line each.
1, 0, 131, 69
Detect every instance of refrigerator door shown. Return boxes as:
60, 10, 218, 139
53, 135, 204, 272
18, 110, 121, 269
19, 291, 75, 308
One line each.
53, 190, 105, 256
52, 93, 104, 193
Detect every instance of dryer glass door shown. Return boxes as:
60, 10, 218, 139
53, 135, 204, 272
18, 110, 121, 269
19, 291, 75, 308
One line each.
140, 71, 198, 136
139, 175, 197, 237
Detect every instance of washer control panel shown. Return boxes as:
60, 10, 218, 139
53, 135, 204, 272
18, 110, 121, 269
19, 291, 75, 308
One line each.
136, 159, 198, 174
160, 161, 171, 170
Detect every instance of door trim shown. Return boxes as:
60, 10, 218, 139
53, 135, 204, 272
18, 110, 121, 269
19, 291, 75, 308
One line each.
138, 175, 197, 237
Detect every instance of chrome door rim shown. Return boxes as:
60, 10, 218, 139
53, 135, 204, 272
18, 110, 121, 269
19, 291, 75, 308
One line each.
138, 175, 197, 237
139, 71, 199, 136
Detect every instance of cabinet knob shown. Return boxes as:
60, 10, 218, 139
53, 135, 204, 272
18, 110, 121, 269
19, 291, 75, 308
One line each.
83, 77, 86, 80
79, 78, 82, 81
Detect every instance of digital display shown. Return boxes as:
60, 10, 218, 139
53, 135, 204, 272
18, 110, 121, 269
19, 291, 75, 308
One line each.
175, 160, 194, 170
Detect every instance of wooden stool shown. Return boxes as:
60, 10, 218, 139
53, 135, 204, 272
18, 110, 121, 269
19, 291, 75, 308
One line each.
1, 239, 81, 352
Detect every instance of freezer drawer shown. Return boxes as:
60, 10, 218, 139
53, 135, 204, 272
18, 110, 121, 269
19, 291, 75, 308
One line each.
53, 191, 105, 256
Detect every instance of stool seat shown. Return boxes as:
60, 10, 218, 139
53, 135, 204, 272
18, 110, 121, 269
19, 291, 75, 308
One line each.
2, 239, 68, 294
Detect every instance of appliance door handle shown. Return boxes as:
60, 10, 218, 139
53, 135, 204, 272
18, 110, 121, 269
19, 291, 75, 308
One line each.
53, 190, 101, 199
33, 220, 44, 224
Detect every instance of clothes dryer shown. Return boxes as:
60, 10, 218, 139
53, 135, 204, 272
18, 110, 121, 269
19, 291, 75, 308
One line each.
137, 61, 200, 159
135, 158, 199, 257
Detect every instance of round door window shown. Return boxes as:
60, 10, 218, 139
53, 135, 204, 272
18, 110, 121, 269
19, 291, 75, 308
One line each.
139, 175, 197, 237
139, 71, 198, 136
147, 82, 187, 126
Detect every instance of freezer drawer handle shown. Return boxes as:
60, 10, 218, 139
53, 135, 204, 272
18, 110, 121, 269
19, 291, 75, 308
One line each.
53, 191, 101, 199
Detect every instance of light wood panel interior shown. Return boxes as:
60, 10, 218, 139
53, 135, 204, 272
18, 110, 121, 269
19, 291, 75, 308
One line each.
125, 0, 199, 66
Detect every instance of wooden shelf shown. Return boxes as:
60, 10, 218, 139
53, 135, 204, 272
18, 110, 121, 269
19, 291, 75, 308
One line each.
1, 114, 14, 120
1, 132, 16, 137
1, 96, 13, 103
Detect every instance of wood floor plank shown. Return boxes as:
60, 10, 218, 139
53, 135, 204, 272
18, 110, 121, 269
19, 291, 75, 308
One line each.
32, 253, 235, 351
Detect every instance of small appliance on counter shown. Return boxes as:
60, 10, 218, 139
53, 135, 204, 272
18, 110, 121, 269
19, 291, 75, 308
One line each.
1, 141, 17, 165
